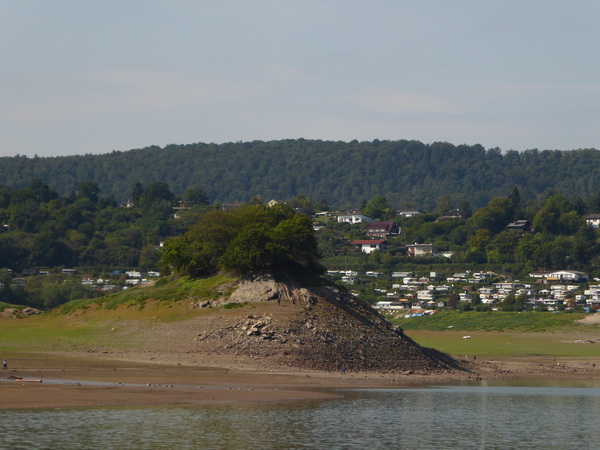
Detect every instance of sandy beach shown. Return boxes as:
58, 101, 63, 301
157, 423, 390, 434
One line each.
2, 350, 600, 410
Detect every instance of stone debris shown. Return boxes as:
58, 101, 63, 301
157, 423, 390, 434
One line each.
188, 274, 461, 374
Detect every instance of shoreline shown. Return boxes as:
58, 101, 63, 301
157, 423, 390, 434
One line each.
2, 351, 600, 410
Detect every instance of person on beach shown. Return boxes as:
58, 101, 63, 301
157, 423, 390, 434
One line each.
2, 359, 7, 370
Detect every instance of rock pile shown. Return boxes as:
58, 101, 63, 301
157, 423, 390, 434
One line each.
190, 274, 461, 374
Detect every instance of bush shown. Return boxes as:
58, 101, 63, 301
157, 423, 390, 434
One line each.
475, 304, 492, 312
457, 302, 473, 311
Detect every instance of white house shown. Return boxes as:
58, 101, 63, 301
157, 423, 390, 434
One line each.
586, 214, 600, 229
392, 271, 413, 278
585, 286, 600, 307
406, 243, 439, 257
548, 270, 589, 282
337, 213, 373, 224
374, 301, 407, 312
397, 209, 425, 217
351, 239, 387, 254
459, 293, 473, 302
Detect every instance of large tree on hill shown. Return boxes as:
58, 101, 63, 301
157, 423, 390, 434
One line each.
160, 204, 324, 277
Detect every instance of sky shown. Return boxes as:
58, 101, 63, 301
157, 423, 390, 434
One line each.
1, 0, 599, 157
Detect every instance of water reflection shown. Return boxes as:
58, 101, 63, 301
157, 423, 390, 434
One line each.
2, 385, 600, 449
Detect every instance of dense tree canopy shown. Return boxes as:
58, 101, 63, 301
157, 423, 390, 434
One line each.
2, 140, 600, 211
0, 180, 181, 271
160, 204, 324, 277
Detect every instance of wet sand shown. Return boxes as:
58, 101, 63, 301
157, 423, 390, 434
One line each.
2, 351, 600, 409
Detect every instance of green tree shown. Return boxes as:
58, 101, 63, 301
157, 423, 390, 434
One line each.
77, 180, 100, 204
533, 194, 578, 235
182, 187, 209, 206
220, 223, 273, 273
468, 197, 514, 234
131, 182, 144, 204
286, 194, 316, 215
447, 293, 459, 309
462, 229, 492, 263
161, 204, 323, 277
362, 195, 392, 219
139, 182, 176, 210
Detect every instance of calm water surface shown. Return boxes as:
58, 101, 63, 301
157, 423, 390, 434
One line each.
2, 383, 600, 449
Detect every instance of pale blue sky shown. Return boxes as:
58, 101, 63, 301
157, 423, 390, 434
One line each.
1, 0, 599, 157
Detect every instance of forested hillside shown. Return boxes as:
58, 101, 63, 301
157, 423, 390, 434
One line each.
1, 140, 599, 210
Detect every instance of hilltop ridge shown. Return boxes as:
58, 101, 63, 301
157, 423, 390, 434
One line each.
2, 139, 600, 209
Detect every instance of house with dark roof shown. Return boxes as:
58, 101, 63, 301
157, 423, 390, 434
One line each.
506, 219, 532, 233
366, 221, 400, 238
439, 209, 469, 220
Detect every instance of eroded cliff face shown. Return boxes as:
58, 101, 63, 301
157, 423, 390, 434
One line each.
190, 274, 460, 374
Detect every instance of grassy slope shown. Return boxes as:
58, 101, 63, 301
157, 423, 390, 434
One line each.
1, 275, 236, 356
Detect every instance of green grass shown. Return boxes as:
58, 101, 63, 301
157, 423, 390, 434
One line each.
223, 302, 245, 309
0, 301, 21, 312
394, 310, 600, 359
1, 313, 118, 354
407, 330, 600, 359
55, 274, 236, 315
0, 274, 241, 355
392, 310, 588, 332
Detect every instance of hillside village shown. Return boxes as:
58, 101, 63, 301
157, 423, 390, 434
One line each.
3, 183, 600, 314
318, 205, 600, 315
328, 268, 599, 315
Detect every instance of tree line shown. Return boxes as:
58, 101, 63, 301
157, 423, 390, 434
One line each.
2, 140, 600, 210
0, 179, 209, 272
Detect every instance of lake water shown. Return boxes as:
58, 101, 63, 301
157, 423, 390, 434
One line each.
3, 382, 600, 449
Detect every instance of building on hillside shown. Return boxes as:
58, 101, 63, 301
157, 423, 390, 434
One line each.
459, 293, 473, 302
392, 271, 414, 278
366, 221, 400, 238
397, 209, 425, 218
528, 270, 589, 282
506, 219, 532, 233
586, 214, 600, 229
528, 270, 552, 279
439, 209, 469, 220
351, 239, 387, 254
267, 199, 286, 207
548, 270, 589, 282
406, 243, 439, 257
221, 203, 241, 211
338, 212, 373, 224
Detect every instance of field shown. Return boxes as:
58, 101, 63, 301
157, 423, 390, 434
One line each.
393, 310, 588, 332
397, 310, 600, 360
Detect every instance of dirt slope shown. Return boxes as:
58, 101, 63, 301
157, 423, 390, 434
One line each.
119, 275, 461, 374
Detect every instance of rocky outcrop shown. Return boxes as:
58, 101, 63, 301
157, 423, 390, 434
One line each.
191, 274, 461, 374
